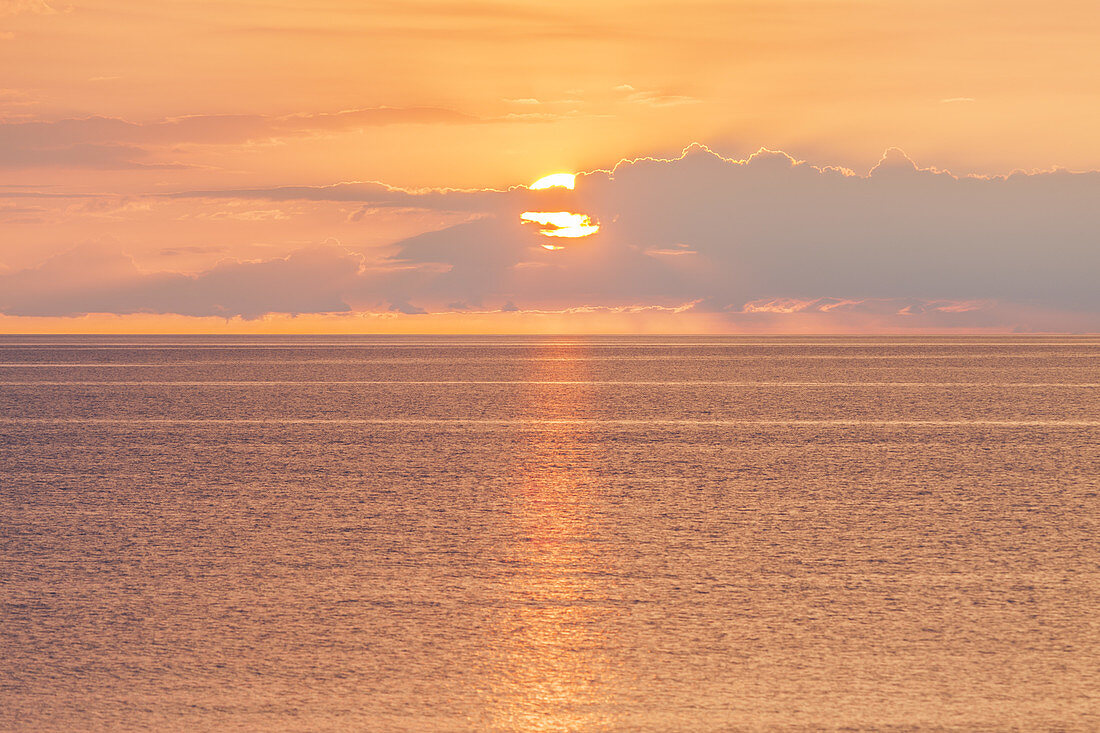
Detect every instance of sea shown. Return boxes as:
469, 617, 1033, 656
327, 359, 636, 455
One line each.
1, 335, 1098, 731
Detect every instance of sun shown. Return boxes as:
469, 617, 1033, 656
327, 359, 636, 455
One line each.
529, 173, 576, 190
522, 172, 598, 244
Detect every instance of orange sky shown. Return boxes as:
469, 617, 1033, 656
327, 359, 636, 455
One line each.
3, 0, 1100, 332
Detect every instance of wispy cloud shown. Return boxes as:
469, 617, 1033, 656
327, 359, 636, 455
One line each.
0, 142, 190, 170
614, 84, 700, 107
0, 0, 57, 18
0, 106, 547, 169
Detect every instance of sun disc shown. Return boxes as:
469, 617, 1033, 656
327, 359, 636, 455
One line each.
529, 173, 576, 190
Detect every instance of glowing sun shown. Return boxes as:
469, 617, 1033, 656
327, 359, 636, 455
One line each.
529, 173, 576, 190
522, 172, 597, 245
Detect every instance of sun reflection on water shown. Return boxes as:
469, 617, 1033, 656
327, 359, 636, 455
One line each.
488, 343, 619, 731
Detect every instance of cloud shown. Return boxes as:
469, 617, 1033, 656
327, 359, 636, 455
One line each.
612, 83, 699, 107
388, 300, 427, 315
0, 88, 36, 107
1, 108, 480, 146
620, 89, 700, 107
0, 243, 362, 318
0, 0, 56, 17
0, 142, 188, 170
0, 106, 516, 169
4, 144, 1100, 330
159, 245, 229, 257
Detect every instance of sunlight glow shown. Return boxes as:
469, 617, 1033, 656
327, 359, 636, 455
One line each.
520, 211, 600, 238
529, 173, 576, 190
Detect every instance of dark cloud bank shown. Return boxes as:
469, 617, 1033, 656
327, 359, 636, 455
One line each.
4, 145, 1099, 329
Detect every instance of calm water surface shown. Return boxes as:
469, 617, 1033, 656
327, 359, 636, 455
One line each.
1, 335, 1098, 730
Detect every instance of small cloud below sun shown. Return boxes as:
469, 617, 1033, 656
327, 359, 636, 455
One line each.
520, 210, 599, 242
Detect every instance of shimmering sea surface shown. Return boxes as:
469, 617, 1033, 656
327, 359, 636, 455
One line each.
1, 335, 1098, 731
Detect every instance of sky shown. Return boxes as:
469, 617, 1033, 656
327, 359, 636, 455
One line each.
2, 0, 1099, 333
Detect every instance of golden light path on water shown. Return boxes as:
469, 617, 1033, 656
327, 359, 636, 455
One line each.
488, 343, 618, 731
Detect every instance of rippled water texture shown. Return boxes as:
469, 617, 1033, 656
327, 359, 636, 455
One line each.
2, 335, 1098, 730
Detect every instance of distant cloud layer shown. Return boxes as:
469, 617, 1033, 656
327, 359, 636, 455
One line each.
0, 244, 361, 318
3, 145, 1099, 330
0, 108, 509, 169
